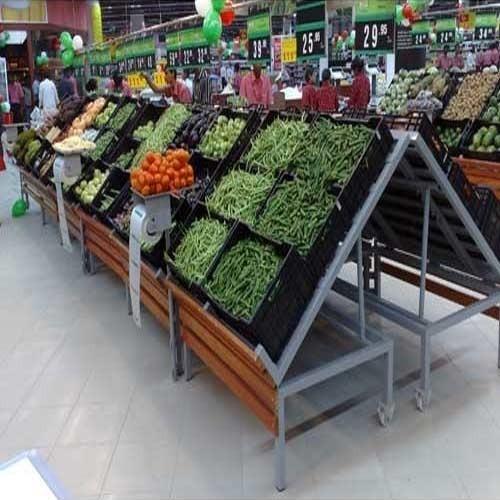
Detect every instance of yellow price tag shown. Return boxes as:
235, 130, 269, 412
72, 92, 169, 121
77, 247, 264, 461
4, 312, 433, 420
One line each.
282, 37, 297, 64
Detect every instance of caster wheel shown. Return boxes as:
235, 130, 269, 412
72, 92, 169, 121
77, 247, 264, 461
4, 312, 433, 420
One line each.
415, 388, 431, 412
377, 402, 395, 427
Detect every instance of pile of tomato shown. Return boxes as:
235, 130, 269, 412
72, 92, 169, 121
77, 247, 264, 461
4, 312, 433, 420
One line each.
130, 149, 195, 196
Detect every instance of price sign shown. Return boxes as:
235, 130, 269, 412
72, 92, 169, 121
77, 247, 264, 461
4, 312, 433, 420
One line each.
354, 0, 394, 54
436, 18, 456, 46
296, 0, 326, 60
282, 36, 297, 63
411, 21, 430, 47
475, 13, 497, 41
166, 31, 181, 68
178, 27, 210, 67
248, 9, 271, 63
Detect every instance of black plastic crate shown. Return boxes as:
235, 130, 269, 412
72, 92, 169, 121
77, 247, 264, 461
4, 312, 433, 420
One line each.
90, 167, 130, 220
67, 159, 110, 209
202, 222, 314, 362
105, 135, 139, 171
460, 120, 500, 162
473, 187, 500, 256
127, 102, 167, 141
434, 117, 470, 157
448, 163, 482, 220
92, 95, 121, 130
103, 97, 141, 137
165, 202, 234, 300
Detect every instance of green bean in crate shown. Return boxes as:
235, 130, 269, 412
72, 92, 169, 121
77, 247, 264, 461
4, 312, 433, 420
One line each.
170, 218, 230, 285
107, 102, 137, 132
199, 115, 246, 159
205, 239, 281, 320
256, 177, 335, 255
206, 170, 274, 226
90, 130, 115, 161
244, 118, 309, 176
294, 119, 374, 184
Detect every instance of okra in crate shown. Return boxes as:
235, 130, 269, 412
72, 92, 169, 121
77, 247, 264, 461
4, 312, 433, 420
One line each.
202, 222, 314, 362
128, 102, 166, 143
106, 136, 139, 171
165, 202, 234, 299
90, 166, 130, 219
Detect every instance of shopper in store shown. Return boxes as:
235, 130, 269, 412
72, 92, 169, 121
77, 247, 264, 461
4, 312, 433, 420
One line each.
239, 63, 272, 108
436, 45, 453, 70
232, 63, 242, 94
59, 67, 77, 100
85, 78, 98, 98
301, 66, 317, 111
316, 68, 338, 113
107, 71, 132, 97
488, 41, 499, 67
7, 75, 24, 123
452, 44, 464, 70
142, 68, 192, 103
32, 73, 40, 106
38, 68, 59, 112
348, 57, 371, 110
22, 77, 32, 123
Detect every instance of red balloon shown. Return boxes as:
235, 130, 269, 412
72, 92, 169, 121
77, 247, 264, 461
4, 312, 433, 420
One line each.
402, 3, 414, 20
221, 1, 234, 27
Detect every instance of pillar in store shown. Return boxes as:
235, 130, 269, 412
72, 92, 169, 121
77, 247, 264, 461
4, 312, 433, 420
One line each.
87, 0, 103, 45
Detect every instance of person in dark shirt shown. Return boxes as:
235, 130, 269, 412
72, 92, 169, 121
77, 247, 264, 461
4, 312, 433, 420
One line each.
59, 67, 76, 100
301, 66, 317, 111
349, 57, 371, 110
316, 68, 339, 113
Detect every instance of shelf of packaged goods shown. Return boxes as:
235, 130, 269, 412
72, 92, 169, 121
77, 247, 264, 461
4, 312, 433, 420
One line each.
454, 156, 500, 200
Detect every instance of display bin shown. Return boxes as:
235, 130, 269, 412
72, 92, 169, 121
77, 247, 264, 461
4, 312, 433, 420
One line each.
105, 135, 139, 171
67, 159, 110, 209
86, 129, 119, 163
127, 101, 167, 142
473, 186, 500, 256
90, 166, 130, 220
434, 117, 471, 157
54, 95, 87, 129
448, 162, 482, 220
97, 97, 141, 139
29, 141, 53, 178
93, 94, 121, 130
460, 120, 500, 162
165, 202, 235, 301
201, 222, 314, 362
172, 106, 219, 151
478, 78, 500, 120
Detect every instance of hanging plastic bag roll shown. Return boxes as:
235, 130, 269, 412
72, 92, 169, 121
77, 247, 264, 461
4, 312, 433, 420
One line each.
53, 157, 73, 253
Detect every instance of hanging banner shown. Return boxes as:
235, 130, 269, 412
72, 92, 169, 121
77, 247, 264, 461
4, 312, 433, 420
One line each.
354, 0, 395, 55
247, 8, 271, 64
88, 49, 98, 78
282, 36, 297, 64
0, 0, 47, 23
166, 31, 181, 68
475, 13, 497, 42
179, 26, 210, 67
73, 53, 85, 80
435, 18, 456, 46
115, 42, 127, 74
411, 20, 430, 47
129, 36, 156, 72
296, 0, 326, 61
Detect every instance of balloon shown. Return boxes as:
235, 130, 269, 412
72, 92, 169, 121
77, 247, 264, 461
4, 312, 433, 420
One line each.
40, 51, 47, 58
61, 48, 74, 67
60, 31, 73, 50
203, 9, 222, 44
220, 1, 235, 26
195, 0, 212, 17
403, 3, 413, 20
395, 5, 404, 24
212, 0, 225, 12
11, 199, 27, 218
1, 101, 10, 113
72, 35, 83, 51
36, 55, 43, 66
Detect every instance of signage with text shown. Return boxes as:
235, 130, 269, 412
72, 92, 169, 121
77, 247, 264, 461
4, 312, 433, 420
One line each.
435, 18, 456, 46
296, 0, 326, 61
179, 27, 210, 67
354, 0, 395, 55
166, 31, 181, 68
475, 13, 497, 41
411, 20, 430, 47
248, 8, 271, 63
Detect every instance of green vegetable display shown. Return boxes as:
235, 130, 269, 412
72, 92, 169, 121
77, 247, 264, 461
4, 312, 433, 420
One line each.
94, 101, 117, 128
25, 139, 43, 166
294, 120, 373, 185
244, 119, 310, 176
133, 120, 155, 140
171, 218, 229, 284
132, 104, 191, 167
95, 188, 121, 212
256, 178, 335, 255
437, 125, 463, 149
74, 169, 109, 205
205, 239, 281, 320
115, 149, 136, 170
107, 103, 136, 132
481, 92, 500, 123
90, 130, 115, 161
468, 124, 500, 153
206, 170, 274, 226
199, 115, 245, 159
13, 129, 36, 161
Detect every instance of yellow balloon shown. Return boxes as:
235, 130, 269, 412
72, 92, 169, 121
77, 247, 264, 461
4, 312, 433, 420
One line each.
90, 2, 103, 44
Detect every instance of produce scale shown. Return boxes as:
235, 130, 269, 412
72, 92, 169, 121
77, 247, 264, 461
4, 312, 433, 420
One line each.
12, 90, 500, 491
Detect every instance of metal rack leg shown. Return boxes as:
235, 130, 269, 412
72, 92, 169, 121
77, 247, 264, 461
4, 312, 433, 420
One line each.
498, 310, 500, 369
357, 238, 366, 342
419, 189, 431, 320
41, 206, 47, 226
184, 343, 193, 381
416, 330, 432, 411
377, 345, 395, 427
168, 290, 183, 381
125, 281, 132, 315
275, 396, 286, 492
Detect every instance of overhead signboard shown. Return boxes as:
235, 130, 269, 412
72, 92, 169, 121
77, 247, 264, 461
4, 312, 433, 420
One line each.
179, 26, 210, 67
411, 20, 430, 47
475, 13, 497, 42
354, 0, 395, 55
435, 18, 456, 46
166, 31, 181, 68
247, 8, 271, 63
296, 0, 326, 61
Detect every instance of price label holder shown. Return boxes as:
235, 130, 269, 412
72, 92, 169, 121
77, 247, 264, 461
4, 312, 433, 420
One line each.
296, 0, 326, 61
411, 21, 430, 47
436, 18, 456, 46
248, 8, 271, 63
129, 191, 173, 328
354, 0, 394, 55
53, 154, 82, 253
475, 13, 497, 41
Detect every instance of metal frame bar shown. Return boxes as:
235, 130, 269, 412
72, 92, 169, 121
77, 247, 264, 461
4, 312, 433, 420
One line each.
418, 188, 431, 319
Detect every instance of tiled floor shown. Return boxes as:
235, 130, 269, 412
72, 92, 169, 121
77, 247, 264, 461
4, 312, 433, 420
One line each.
2, 159, 500, 500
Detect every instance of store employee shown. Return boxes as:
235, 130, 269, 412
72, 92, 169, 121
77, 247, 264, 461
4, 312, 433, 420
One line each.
239, 64, 273, 108
142, 68, 192, 104
348, 57, 371, 110
436, 45, 453, 70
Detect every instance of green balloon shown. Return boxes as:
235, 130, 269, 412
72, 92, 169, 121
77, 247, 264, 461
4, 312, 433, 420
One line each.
212, 0, 225, 12
61, 48, 74, 67
11, 199, 27, 218
395, 5, 404, 25
203, 9, 222, 45
60, 31, 73, 50
36, 55, 43, 66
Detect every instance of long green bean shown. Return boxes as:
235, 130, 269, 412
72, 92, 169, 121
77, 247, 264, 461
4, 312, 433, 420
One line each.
206, 239, 281, 320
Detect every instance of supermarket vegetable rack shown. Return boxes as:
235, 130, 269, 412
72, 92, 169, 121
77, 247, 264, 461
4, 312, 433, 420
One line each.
14, 105, 500, 492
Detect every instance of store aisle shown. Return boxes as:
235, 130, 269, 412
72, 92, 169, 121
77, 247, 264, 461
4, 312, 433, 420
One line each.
1, 162, 500, 500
